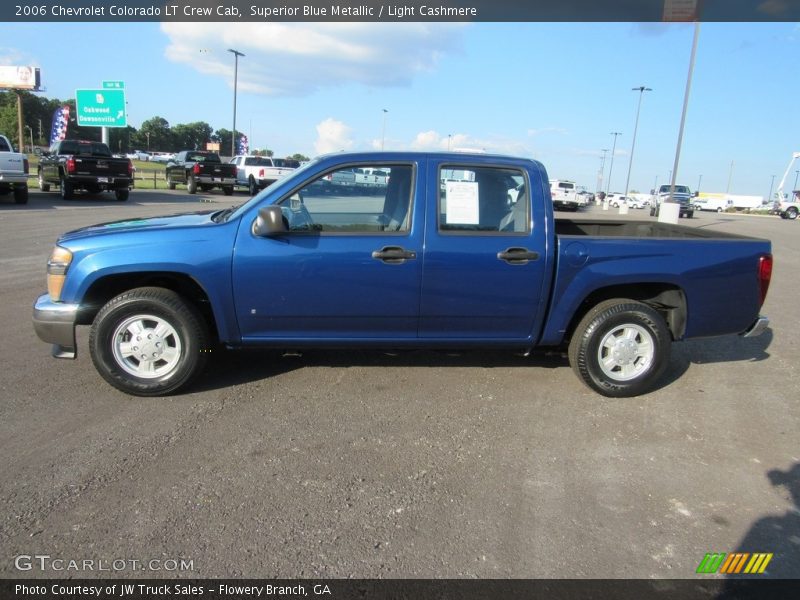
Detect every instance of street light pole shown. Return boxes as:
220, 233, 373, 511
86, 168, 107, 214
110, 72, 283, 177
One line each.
668, 22, 700, 204
697, 174, 702, 193
381, 109, 388, 151
24, 125, 33, 153
767, 175, 776, 204
623, 86, 652, 200
228, 48, 245, 157
726, 160, 734, 194
794, 170, 799, 193
597, 148, 609, 192
606, 132, 622, 194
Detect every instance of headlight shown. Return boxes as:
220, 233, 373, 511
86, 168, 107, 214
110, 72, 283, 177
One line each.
46, 246, 73, 301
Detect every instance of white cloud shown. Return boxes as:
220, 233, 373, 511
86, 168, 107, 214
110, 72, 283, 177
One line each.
410, 130, 531, 156
314, 118, 353, 155
160, 23, 465, 97
0, 47, 38, 66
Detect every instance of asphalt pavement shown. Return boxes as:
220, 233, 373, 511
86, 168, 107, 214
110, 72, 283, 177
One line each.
1, 190, 798, 579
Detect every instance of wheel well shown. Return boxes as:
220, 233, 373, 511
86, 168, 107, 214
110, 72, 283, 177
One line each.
77, 272, 219, 341
566, 283, 687, 343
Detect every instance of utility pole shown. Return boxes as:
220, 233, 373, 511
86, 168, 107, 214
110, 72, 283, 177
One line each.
228, 48, 245, 157
623, 86, 652, 200
606, 132, 622, 194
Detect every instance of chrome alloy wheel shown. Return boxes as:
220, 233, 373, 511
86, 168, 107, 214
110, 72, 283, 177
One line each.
111, 314, 182, 379
596, 323, 654, 382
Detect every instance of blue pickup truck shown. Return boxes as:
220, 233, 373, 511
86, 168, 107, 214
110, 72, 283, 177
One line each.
32, 152, 772, 398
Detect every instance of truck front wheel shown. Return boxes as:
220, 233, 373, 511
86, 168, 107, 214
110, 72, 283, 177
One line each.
568, 299, 671, 397
89, 287, 210, 396
786, 207, 799, 220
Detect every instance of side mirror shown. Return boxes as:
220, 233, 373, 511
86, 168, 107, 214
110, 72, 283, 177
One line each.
253, 205, 288, 237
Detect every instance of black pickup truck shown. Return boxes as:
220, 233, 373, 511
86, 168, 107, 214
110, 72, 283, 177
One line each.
38, 140, 133, 201
165, 151, 237, 195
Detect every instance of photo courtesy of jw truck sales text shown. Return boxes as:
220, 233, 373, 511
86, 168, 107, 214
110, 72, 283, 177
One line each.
33, 151, 771, 398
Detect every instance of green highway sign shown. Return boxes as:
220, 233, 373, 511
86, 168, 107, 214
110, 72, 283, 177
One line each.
75, 88, 127, 128
102, 80, 125, 89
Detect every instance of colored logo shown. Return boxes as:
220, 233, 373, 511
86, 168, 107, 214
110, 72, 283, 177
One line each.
696, 552, 773, 574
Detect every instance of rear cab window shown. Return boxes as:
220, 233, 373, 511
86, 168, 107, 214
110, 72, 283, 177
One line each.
438, 165, 529, 234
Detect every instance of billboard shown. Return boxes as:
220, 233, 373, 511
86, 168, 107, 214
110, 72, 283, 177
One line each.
0, 65, 41, 90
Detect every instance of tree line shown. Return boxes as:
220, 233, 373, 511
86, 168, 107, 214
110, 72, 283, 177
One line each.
0, 90, 309, 161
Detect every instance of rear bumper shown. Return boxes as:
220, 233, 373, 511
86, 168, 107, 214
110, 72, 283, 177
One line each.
741, 315, 769, 338
32, 294, 79, 358
196, 175, 236, 186
66, 175, 132, 189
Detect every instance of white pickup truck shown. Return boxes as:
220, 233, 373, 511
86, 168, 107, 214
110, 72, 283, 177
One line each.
549, 179, 581, 211
0, 134, 29, 204
229, 155, 297, 195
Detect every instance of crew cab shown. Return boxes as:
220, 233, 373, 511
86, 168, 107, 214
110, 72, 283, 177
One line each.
229, 155, 296, 195
32, 152, 772, 398
0, 133, 29, 204
38, 140, 133, 201
165, 151, 237, 195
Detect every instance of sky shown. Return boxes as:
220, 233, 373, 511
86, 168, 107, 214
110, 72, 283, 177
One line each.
1, 20, 799, 198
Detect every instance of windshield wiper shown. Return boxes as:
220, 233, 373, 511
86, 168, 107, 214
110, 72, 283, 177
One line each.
212, 206, 239, 223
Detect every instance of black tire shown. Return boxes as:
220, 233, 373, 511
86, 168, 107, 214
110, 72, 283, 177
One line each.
60, 175, 73, 200
568, 299, 671, 397
115, 188, 129, 201
787, 207, 799, 220
38, 170, 50, 192
13, 185, 28, 204
248, 176, 258, 196
89, 287, 210, 396
167, 180, 176, 190
187, 174, 197, 194
223, 185, 234, 196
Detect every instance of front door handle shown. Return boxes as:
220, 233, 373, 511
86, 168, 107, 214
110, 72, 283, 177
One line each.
497, 247, 540, 264
372, 246, 417, 264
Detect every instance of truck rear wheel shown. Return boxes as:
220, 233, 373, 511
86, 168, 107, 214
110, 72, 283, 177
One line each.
115, 188, 129, 201
248, 176, 258, 196
38, 170, 50, 192
786, 207, 799, 220
568, 299, 671, 397
89, 287, 210, 396
223, 185, 233, 196
60, 176, 73, 200
187, 175, 197, 194
13, 185, 28, 204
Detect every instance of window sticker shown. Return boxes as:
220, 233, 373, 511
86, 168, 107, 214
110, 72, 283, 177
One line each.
445, 181, 480, 224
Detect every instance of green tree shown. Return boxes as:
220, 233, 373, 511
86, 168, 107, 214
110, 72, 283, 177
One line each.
138, 116, 172, 152
172, 121, 213, 151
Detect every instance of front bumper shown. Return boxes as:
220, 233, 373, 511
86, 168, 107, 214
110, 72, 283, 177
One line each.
32, 294, 79, 358
741, 315, 769, 338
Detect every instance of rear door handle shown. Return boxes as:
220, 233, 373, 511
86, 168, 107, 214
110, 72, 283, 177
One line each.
497, 247, 540, 264
372, 246, 417, 264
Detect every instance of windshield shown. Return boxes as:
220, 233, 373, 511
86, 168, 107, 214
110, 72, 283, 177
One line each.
221, 157, 320, 222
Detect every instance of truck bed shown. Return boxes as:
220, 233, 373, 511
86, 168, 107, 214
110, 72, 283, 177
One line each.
554, 219, 750, 240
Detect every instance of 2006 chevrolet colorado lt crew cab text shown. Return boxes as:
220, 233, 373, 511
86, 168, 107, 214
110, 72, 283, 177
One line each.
32, 152, 772, 398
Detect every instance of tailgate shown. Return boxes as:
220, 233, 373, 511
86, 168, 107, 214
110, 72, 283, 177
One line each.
73, 157, 130, 177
